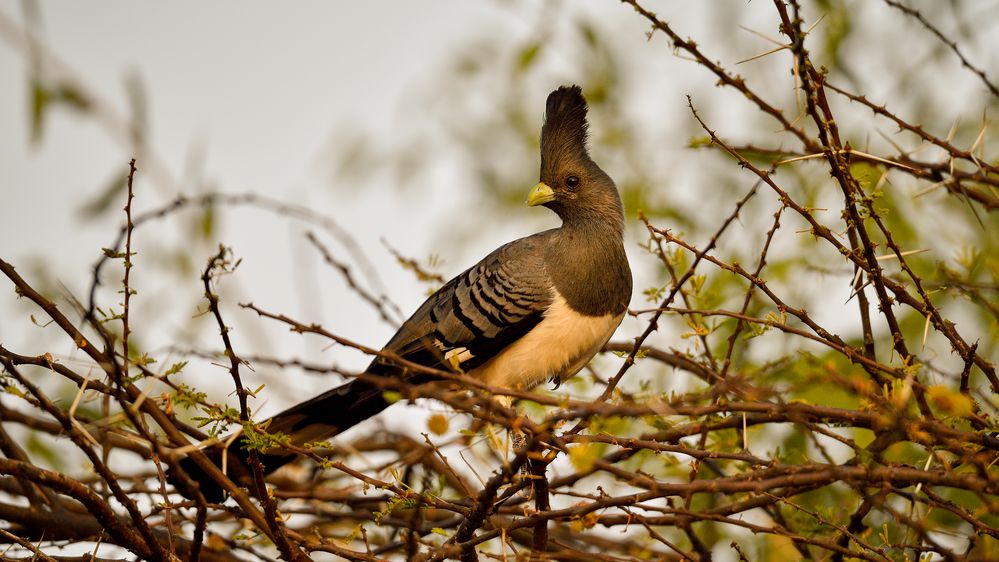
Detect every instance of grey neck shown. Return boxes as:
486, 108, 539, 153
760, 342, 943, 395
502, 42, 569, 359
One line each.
546, 218, 631, 317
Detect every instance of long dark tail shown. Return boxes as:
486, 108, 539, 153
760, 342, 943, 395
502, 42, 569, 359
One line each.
174, 373, 405, 502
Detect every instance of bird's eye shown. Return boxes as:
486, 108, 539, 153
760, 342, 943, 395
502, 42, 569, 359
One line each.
565, 176, 580, 190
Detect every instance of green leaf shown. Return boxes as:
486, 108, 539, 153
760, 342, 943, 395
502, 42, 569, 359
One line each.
515, 42, 541, 71
200, 201, 216, 239
29, 79, 50, 144
164, 361, 188, 376
568, 443, 599, 472
80, 173, 128, 218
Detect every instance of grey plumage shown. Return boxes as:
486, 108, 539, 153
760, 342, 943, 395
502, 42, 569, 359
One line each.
177, 85, 632, 501
537, 87, 630, 318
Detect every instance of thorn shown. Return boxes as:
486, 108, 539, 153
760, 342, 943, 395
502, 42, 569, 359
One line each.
738, 25, 785, 47
945, 119, 959, 143
874, 127, 905, 155
736, 44, 790, 65
921, 315, 931, 349
874, 249, 929, 261
913, 178, 950, 198
804, 13, 827, 35
968, 118, 987, 155
846, 148, 917, 171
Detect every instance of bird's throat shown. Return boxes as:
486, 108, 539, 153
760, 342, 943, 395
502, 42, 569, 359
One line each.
546, 224, 631, 317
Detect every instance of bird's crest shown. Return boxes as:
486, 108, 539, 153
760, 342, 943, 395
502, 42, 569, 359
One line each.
541, 85, 590, 161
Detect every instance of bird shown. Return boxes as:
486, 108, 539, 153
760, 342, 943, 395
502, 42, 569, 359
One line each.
176, 85, 632, 502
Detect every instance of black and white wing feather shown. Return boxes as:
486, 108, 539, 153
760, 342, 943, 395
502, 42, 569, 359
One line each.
380, 232, 554, 374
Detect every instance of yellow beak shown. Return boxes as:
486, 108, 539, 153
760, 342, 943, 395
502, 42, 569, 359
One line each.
526, 182, 555, 206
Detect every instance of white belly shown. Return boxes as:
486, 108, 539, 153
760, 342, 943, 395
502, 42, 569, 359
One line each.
469, 291, 624, 391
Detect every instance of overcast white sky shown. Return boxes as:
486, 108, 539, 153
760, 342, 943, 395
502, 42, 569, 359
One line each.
1, 2, 511, 270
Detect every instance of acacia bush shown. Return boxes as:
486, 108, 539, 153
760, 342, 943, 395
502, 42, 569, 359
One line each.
1, 1, 997, 560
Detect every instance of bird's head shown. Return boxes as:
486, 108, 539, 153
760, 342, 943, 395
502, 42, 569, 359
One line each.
527, 85, 622, 231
